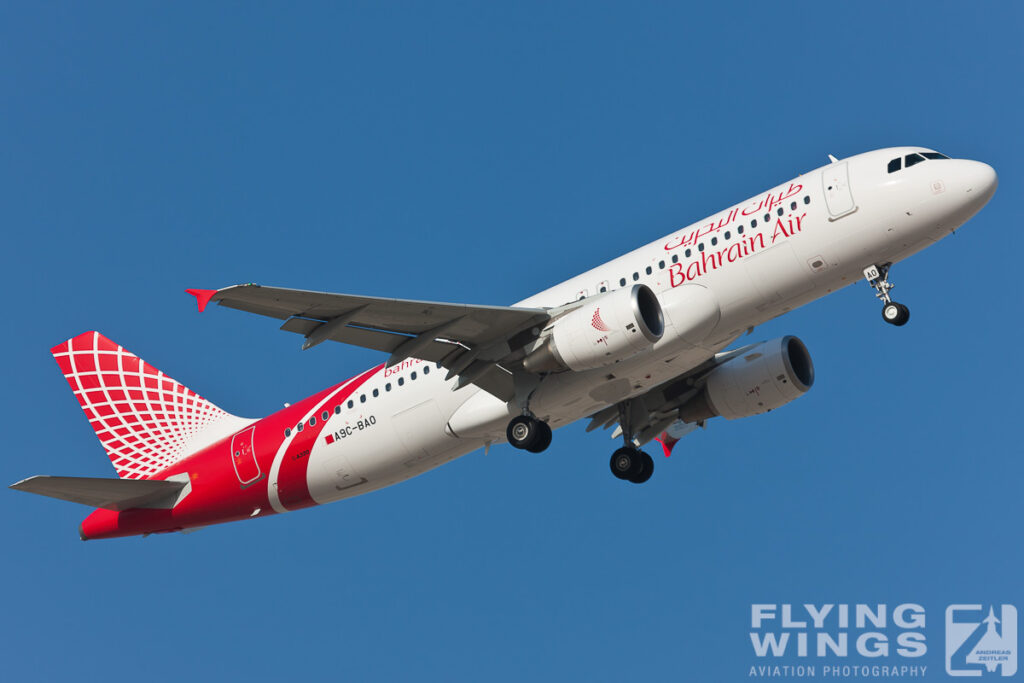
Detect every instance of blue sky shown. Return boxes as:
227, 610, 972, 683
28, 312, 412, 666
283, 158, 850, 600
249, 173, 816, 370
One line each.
2, 3, 1021, 681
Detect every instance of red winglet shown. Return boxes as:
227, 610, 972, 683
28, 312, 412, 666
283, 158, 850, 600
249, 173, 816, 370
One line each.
185, 289, 218, 313
654, 433, 679, 458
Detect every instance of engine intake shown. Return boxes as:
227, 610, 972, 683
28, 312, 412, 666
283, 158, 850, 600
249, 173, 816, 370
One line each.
523, 285, 664, 373
679, 336, 814, 422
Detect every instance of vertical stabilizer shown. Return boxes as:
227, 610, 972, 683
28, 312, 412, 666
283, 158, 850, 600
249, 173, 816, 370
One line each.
51, 332, 253, 479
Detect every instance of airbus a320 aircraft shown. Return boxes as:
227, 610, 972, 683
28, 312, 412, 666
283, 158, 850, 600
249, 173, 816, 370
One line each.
11, 147, 996, 540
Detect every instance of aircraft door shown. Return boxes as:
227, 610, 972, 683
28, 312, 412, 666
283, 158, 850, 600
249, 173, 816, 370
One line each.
822, 162, 857, 219
230, 426, 263, 487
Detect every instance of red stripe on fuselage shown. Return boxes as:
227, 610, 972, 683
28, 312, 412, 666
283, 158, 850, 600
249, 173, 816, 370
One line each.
79, 364, 384, 539
275, 365, 381, 511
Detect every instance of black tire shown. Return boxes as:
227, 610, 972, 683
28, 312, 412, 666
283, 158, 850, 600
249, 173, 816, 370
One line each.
882, 302, 910, 326
629, 451, 654, 484
526, 421, 552, 453
507, 415, 539, 450
610, 447, 642, 480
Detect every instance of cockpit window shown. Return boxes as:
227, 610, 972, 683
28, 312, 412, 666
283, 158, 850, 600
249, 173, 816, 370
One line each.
889, 151, 950, 174
904, 153, 926, 168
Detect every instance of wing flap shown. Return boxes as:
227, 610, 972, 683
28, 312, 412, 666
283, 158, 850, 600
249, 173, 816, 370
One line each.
10, 475, 187, 511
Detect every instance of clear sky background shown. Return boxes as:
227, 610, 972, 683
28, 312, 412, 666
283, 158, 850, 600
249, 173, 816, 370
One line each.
2, 3, 1021, 681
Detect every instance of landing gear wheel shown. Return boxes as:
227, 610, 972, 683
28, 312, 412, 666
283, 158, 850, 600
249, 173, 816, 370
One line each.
881, 302, 910, 326
631, 452, 654, 484
526, 421, 552, 453
507, 415, 551, 452
610, 447, 643, 480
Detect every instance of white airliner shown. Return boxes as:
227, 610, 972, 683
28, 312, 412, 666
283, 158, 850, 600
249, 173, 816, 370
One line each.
11, 147, 998, 539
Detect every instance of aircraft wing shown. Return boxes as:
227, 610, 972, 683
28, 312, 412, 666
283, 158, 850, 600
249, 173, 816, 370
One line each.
189, 284, 555, 401
585, 342, 755, 456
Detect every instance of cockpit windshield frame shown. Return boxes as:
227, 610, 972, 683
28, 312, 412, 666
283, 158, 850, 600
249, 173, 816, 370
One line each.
887, 150, 951, 174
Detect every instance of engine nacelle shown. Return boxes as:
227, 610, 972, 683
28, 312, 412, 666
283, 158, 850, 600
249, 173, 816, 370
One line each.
523, 285, 664, 373
679, 336, 814, 421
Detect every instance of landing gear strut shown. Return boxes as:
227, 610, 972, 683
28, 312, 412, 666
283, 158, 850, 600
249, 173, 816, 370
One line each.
608, 400, 654, 484
864, 264, 910, 326
506, 415, 552, 453
506, 372, 552, 453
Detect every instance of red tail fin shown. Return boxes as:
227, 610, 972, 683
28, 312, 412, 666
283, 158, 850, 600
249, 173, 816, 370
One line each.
51, 332, 252, 479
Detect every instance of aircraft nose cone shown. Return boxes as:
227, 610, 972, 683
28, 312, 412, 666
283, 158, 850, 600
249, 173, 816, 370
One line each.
962, 160, 998, 205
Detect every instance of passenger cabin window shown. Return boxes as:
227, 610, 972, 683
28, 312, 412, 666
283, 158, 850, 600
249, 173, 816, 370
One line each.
905, 153, 926, 168
888, 158, 901, 173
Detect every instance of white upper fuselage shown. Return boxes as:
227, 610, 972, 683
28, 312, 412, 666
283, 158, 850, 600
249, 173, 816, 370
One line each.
288, 147, 996, 509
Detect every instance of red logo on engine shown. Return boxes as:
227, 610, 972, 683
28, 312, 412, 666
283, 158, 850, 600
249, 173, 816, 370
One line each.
591, 308, 611, 332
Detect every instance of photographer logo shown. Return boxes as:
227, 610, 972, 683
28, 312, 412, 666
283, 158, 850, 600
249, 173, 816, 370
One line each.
946, 604, 1016, 677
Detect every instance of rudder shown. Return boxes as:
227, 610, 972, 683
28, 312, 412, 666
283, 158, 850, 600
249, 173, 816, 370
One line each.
52, 332, 253, 479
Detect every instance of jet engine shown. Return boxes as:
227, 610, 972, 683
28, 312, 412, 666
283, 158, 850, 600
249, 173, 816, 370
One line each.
522, 285, 664, 373
679, 336, 814, 421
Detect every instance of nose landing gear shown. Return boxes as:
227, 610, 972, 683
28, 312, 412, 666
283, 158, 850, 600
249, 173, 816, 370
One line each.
881, 301, 910, 326
864, 264, 910, 326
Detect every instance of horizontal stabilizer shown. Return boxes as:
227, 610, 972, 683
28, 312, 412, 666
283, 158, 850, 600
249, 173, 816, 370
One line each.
9, 475, 186, 511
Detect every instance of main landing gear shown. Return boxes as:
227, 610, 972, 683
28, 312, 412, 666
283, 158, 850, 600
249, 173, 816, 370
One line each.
506, 414, 552, 453
610, 446, 654, 484
864, 264, 910, 327
608, 400, 654, 484
504, 378, 652, 484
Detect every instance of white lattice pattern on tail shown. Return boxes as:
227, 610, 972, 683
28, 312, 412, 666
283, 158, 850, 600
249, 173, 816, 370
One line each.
52, 332, 249, 479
